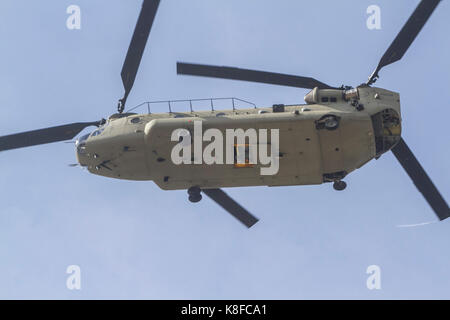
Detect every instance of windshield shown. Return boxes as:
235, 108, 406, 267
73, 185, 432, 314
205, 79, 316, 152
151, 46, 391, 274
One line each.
78, 133, 90, 143
90, 126, 106, 137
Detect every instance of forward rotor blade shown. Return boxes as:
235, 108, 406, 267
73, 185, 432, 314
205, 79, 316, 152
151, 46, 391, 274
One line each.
367, 0, 441, 85
203, 188, 259, 228
391, 138, 450, 220
177, 62, 336, 89
0, 121, 100, 152
119, 0, 160, 110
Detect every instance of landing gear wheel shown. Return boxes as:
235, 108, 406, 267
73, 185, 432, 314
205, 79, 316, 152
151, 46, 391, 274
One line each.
316, 115, 340, 131
189, 194, 202, 203
188, 186, 202, 203
324, 116, 339, 130
333, 180, 347, 191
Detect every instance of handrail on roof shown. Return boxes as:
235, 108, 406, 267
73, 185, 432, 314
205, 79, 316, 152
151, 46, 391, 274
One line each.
126, 97, 257, 114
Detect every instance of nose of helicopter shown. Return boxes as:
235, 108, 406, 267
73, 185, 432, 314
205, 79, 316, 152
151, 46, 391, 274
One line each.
75, 133, 91, 167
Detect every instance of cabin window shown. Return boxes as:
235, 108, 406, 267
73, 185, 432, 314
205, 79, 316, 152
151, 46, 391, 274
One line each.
330, 97, 337, 102
321, 97, 329, 102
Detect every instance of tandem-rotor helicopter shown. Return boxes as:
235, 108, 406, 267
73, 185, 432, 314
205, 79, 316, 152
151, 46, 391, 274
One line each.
0, 0, 448, 228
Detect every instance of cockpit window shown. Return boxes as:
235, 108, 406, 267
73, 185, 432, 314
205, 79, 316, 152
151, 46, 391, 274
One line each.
78, 133, 90, 143
90, 127, 105, 137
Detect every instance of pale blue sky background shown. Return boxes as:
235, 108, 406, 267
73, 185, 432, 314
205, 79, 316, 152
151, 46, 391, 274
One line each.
0, 0, 449, 299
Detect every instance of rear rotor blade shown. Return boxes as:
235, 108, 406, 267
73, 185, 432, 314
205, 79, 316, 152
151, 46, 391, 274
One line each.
177, 62, 336, 89
0, 121, 100, 152
203, 188, 259, 228
119, 0, 160, 112
391, 138, 450, 220
367, 0, 441, 85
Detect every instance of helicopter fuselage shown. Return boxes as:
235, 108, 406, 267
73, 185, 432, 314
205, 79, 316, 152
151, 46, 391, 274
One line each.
76, 86, 401, 190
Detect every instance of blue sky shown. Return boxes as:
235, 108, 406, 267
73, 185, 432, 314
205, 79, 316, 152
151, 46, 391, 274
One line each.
0, 0, 449, 299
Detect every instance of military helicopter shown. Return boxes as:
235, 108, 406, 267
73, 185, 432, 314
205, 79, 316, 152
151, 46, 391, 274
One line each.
0, 0, 448, 228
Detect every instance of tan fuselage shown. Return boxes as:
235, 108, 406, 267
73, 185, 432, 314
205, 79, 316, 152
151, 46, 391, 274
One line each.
76, 86, 401, 191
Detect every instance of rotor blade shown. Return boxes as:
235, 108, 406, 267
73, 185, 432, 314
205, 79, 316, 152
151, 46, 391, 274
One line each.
177, 62, 336, 89
0, 121, 100, 152
367, 0, 441, 84
203, 188, 259, 228
391, 138, 450, 220
119, 0, 160, 109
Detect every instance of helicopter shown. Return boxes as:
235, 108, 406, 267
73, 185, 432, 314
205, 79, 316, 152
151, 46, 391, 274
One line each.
0, 0, 448, 228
